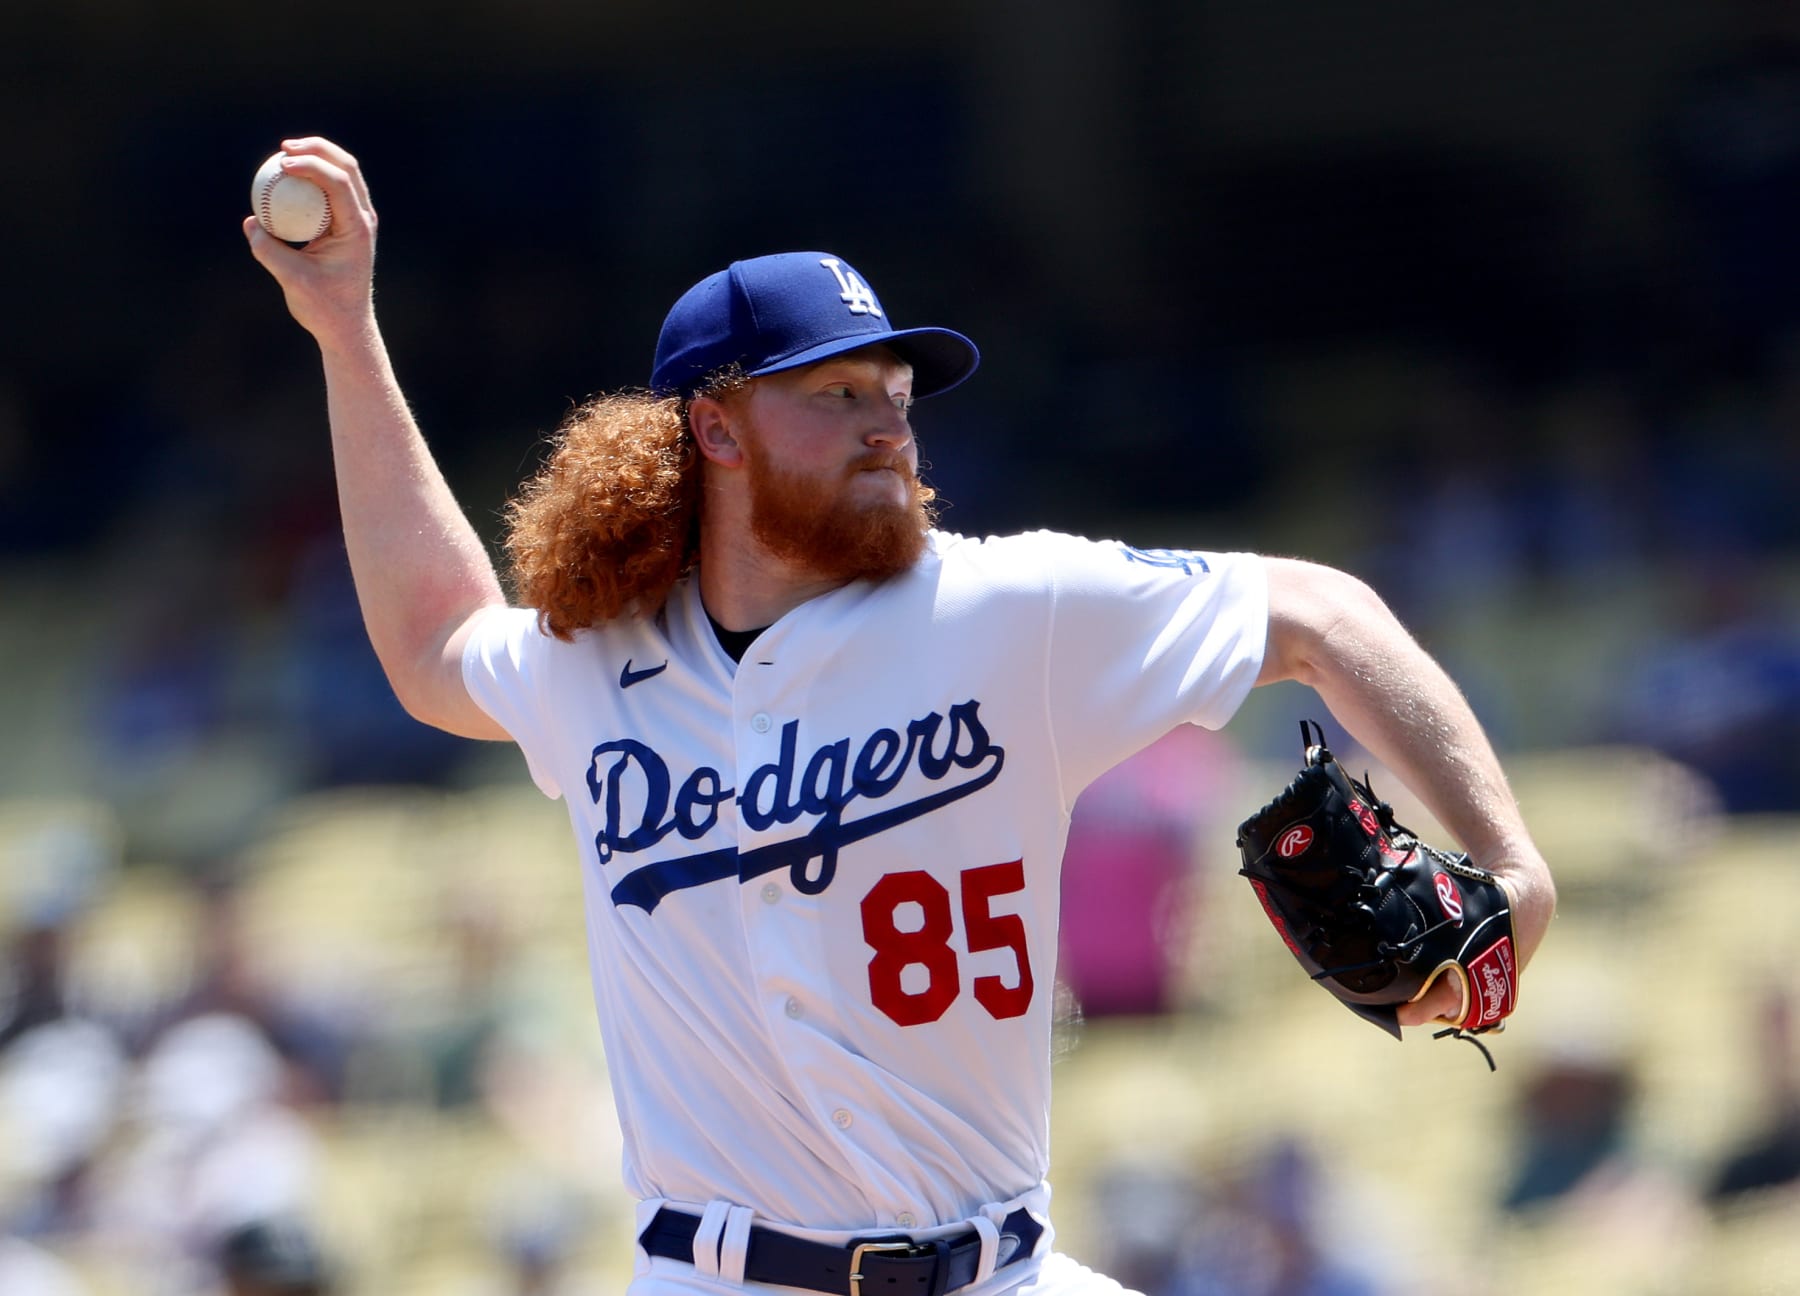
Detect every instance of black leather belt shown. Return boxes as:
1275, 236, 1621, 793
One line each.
638, 1206, 1043, 1295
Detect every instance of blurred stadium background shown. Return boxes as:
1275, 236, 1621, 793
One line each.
4, 1, 1800, 1293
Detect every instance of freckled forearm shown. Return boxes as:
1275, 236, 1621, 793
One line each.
1268, 562, 1557, 963
320, 326, 505, 696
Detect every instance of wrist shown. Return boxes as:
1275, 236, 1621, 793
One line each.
312, 307, 386, 366
1486, 846, 1556, 967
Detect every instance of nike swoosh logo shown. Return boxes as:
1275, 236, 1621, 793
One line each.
619, 659, 669, 689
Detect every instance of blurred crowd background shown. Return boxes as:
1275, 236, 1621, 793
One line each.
4, 1, 1799, 1293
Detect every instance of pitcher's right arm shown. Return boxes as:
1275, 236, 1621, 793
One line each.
245, 137, 508, 740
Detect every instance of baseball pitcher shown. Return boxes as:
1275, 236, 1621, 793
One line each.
246, 138, 1556, 1296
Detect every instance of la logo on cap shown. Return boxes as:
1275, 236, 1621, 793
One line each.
820, 258, 883, 318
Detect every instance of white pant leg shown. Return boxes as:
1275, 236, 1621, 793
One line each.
989, 1253, 1143, 1296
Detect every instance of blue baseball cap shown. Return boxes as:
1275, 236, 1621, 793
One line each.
649, 252, 980, 400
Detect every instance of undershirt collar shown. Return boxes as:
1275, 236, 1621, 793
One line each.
706, 613, 767, 663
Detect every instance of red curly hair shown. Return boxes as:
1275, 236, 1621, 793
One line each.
503, 372, 745, 640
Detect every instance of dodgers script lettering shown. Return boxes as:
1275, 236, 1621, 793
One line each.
592, 700, 1005, 913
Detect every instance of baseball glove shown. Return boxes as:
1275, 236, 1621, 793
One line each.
1236, 721, 1517, 1065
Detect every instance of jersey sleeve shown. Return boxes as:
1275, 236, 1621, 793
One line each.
1040, 536, 1268, 792
460, 605, 566, 800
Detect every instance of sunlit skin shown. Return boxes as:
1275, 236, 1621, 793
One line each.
687, 348, 930, 632
739, 349, 920, 512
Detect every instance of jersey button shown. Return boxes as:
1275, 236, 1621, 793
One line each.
761, 883, 782, 904
896, 1213, 917, 1229
831, 1108, 853, 1129
784, 997, 803, 1019
751, 712, 772, 733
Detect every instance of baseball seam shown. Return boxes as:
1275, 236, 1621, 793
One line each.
259, 174, 332, 242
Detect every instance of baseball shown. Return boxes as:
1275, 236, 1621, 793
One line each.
251, 151, 332, 244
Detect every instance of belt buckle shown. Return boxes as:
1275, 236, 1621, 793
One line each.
848, 1240, 918, 1293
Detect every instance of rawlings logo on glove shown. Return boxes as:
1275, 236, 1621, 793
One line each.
1236, 721, 1517, 1066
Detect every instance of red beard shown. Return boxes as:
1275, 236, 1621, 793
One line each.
744, 444, 932, 583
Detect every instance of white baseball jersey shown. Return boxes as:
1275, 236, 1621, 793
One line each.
461, 529, 1267, 1236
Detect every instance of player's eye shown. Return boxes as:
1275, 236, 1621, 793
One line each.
891, 395, 914, 416
823, 383, 855, 399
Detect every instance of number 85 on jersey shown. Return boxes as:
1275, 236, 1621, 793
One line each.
860, 859, 1035, 1027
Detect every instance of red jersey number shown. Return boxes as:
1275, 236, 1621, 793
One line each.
861, 860, 1034, 1027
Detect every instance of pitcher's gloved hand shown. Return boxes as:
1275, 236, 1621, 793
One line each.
1236, 721, 1518, 1066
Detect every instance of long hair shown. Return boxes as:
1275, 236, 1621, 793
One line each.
503, 373, 743, 639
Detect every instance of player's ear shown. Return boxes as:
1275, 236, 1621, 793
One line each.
687, 395, 745, 467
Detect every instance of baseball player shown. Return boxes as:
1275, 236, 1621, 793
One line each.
246, 138, 1556, 1296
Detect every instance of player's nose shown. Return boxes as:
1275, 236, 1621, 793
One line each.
863, 401, 913, 449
